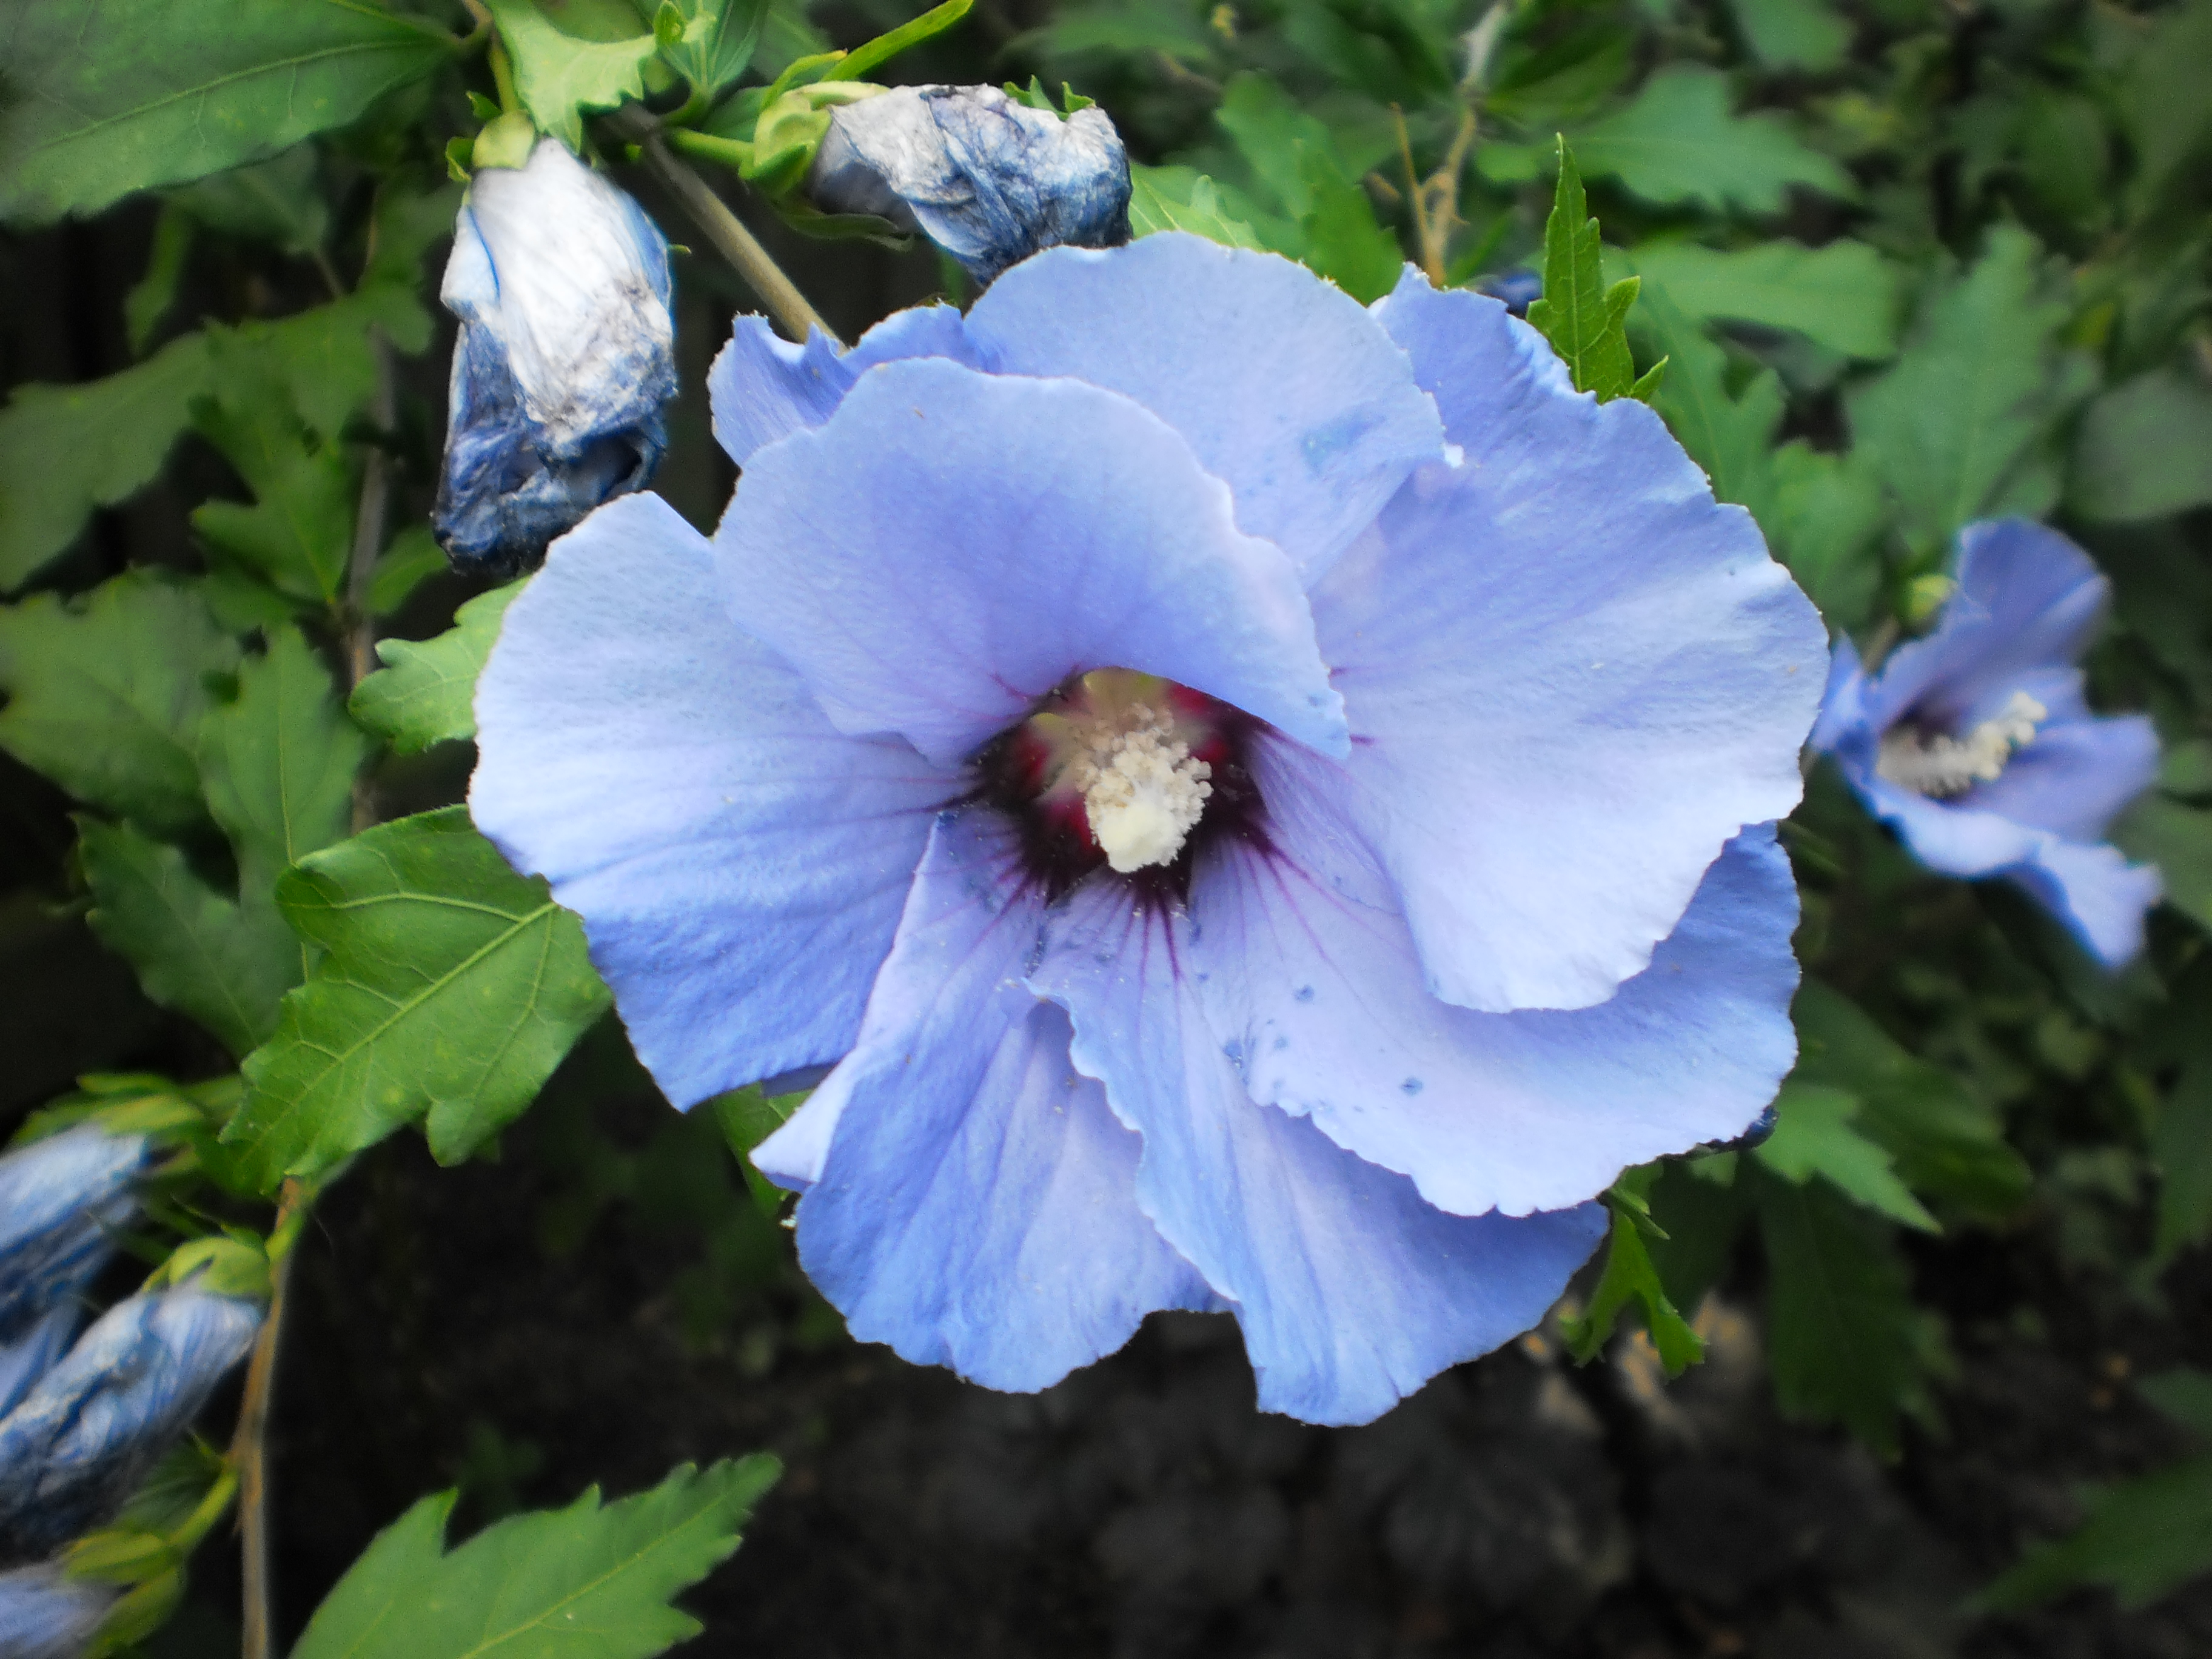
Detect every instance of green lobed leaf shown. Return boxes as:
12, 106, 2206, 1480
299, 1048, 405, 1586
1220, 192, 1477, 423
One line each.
1567, 67, 1856, 216
199, 623, 367, 934
0, 571, 238, 837
2154, 1059, 2212, 1262
1276, 0, 1454, 107
166, 143, 332, 256
1631, 280, 1784, 506
124, 207, 196, 357
1845, 224, 2095, 550
1977, 1452, 2212, 1610
1641, 1156, 1754, 1316
486, 0, 658, 150
1609, 239, 1902, 361
290, 1456, 781, 1659
224, 806, 611, 1190
1526, 138, 1643, 404
1486, 37, 1630, 136
659, 0, 773, 99
1127, 166, 1269, 250
0, 0, 452, 225
2163, 741, 2212, 802
1753, 1081, 1939, 1232
1752, 1164, 1933, 1456
1293, 148, 1403, 303
1791, 979, 2031, 1221
1209, 72, 1398, 295
2116, 795, 2212, 936
2115, 0, 2212, 220
190, 332, 359, 606
2142, 1369, 2212, 1441
1211, 73, 1329, 222
1726, 0, 1852, 71
0, 181, 452, 593
367, 524, 451, 618
708, 1084, 808, 1217
2070, 366, 2212, 524
1014, 1, 1217, 70
1560, 1193, 1706, 1374
1757, 440, 1888, 634
350, 581, 526, 753
78, 817, 297, 1059
0, 332, 213, 592
73, 623, 360, 1066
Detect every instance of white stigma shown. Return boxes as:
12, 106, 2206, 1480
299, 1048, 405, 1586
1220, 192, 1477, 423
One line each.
1877, 689, 2047, 797
1066, 704, 1213, 873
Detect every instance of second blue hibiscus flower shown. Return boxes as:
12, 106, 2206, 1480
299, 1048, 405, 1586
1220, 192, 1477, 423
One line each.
1811, 518, 2161, 968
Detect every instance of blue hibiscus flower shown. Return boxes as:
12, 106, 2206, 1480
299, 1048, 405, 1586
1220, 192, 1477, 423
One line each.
434, 137, 677, 578
1811, 518, 2161, 968
471, 235, 1826, 1424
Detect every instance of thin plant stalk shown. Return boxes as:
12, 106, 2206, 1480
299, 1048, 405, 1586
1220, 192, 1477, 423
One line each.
233, 1179, 304, 1659
637, 132, 839, 346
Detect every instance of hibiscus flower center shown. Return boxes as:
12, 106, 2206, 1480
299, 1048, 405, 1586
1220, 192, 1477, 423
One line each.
974, 668, 1258, 896
1877, 689, 2047, 797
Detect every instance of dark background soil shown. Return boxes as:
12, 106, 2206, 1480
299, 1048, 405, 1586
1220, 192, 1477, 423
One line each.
253, 1056, 2212, 1659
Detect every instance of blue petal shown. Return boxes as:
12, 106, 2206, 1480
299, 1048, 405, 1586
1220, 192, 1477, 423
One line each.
1858, 519, 2109, 734
434, 322, 669, 578
965, 235, 1445, 580
2008, 838, 2163, 968
1370, 265, 1578, 443
471, 493, 956, 1106
1808, 637, 1873, 756
1189, 736, 1801, 1217
1028, 881, 1607, 1426
0, 1126, 149, 1341
1971, 712, 2160, 842
0, 1307, 78, 1420
716, 357, 1349, 767
0, 1289, 260, 1558
1302, 358, 1823, 1011
707, 306, 978, 469
768, 811, 1215, 1391
1836, 756, 2042, 873
1833, 753, 2161, 968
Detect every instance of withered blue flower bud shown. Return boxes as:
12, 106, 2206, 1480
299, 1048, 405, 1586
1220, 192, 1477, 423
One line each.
434, 138, 677, 578
808, 85, 1130, 286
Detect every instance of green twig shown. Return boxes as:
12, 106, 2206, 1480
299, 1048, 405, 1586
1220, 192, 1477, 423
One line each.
488, 36, 520, 116
637, 132, 837, 345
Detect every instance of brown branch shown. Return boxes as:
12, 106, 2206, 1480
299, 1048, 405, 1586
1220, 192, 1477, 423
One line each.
1399, 105, 1480, 289
232, 1179, 306, 1659
231, 317, 392, 1657
635, 133, 837, 346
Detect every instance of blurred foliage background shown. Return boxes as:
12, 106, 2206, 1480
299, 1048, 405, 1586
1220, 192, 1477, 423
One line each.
4, 0, 2212, 1653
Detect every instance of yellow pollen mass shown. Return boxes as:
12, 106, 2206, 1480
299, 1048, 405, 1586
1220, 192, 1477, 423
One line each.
1877, 689, 2047, 797
1062, 700, 1213, 873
